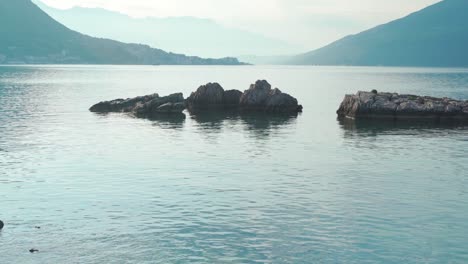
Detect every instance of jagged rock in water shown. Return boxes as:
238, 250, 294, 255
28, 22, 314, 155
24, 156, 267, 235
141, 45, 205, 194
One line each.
153, 102, 186, 114
186, 80, 302, 113
90, 93, 185, 118
223, 90, 243, 107
89, 94, 159, 113
132, 93, 185, 118
337, 91, 468, 119
90, 80, 302, 118
239, 80, 303, 113
186, 83, 242, 111
239, 80, 272, 106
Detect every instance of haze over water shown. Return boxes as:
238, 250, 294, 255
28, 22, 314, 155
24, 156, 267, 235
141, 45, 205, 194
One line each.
1, 65, 468, 263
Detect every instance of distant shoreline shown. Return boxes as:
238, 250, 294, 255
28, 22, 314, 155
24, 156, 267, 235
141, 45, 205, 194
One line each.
2, 64, 468, 70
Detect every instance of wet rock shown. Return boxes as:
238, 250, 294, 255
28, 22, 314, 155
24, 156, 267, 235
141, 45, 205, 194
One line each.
239, 80, 272, 107
239, 80, 303, 113
91, 80, 302, 117
223, 90, 243, 107
133, 93, 185, 118
186, 83, 228, 111
89, 93, 159, 113
154, 102, 186, 113
264, 88, 303, 113
186, 80, 302, 113
337, 91, 468, 119
0, 220, 4, 230
90, 93, 185, 118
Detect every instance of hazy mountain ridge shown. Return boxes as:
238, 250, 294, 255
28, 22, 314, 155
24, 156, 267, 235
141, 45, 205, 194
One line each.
0, 0, 243, 65
289, 0, 468, 67
34, 0, 300, 58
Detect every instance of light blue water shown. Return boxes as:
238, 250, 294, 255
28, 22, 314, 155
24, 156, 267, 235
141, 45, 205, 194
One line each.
1, 65, 468, 263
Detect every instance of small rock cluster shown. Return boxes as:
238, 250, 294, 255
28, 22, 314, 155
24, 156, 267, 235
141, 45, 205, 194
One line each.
187, 80, 303, 113
337, 91, 468, 119
90, 80, 303, 117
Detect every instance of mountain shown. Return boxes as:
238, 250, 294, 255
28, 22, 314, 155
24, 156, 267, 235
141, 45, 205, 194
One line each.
289, 0, 468, 67
33, 1, 300, 59
0, 0, 242, 65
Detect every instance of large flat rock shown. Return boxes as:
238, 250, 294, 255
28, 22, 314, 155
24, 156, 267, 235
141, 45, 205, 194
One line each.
337, 91, 468, 119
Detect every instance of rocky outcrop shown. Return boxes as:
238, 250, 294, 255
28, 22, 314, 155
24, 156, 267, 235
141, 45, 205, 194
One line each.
337, 91, 468, 119
89, 94, 159, 113
186, 83, 229, 111
186, 83, 244, 111
240, 80, 303, 113
89, 93, 185, 118
132, 94, 185, 118
90, 80, 303, 119
223, 90, 243, 106
239, 80, 272, 106
186, 80, 302, 113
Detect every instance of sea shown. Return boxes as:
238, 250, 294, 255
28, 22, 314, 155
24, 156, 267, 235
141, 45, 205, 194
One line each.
1, 65, 468, 263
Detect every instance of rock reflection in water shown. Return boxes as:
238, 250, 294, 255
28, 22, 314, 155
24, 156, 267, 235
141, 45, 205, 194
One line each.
339, 117, 468, 138
189, 111, 299, 139
149, 113, 186, 129
92, 111, 186, 129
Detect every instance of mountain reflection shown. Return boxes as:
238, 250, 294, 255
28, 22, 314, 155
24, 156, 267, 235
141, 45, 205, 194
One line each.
339, 117, 468, 137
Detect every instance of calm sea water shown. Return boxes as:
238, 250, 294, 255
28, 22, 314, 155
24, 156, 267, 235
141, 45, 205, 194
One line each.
1, 65, 468, 263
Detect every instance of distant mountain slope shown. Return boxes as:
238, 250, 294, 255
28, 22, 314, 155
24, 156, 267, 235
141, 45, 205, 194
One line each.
0, 0, 242, 65
34, 1, 300, 58
289, 0, 468, 67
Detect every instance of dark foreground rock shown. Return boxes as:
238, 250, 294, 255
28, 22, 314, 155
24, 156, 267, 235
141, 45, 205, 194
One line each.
337, 91, 468, 120
240, 80, 302, 113
185, 83, 242, 111
0, 220, 4, 230
90, 80, 302, 119
187, 80, 302, 113
89, 93, 185, 118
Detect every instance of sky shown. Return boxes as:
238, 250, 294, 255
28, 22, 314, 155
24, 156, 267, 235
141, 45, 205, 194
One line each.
39, 0, 442, 50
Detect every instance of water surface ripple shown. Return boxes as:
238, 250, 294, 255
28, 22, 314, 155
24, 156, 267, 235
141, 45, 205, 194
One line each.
1, 65, 468, 263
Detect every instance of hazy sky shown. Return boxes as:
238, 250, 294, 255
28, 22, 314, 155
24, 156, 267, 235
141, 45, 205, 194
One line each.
40, 0, 442, 50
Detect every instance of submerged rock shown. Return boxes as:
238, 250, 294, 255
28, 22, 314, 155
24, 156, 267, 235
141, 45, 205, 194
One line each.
90, 93, 185, 118
337, 91, 468, 119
